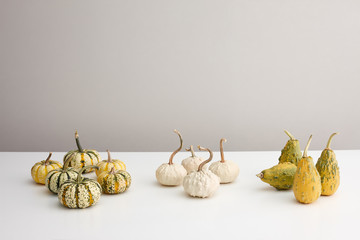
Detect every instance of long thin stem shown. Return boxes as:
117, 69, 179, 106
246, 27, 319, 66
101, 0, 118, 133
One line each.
220, 138, 227, 163
185, 145, 195, 157
107, 149, 112, 163
63, 153, 72, 170
326, 132, 339, 149
77, 165, 99, 183
44, 152, 52, 165
284, 130, 295, 140
197, 146, 213, 171
303, 135, 313, 158
75, 131, 84, 152
168, 129, 183, 165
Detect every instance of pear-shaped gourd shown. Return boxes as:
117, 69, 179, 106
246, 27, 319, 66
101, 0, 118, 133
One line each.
181, 145, 205, 173
183, 146, 220, 198
96, 150, 126, 176
209, 138, 239, 183
293, 135, 321, 204
63, 131, 101, 173
278, 130, 302, 166
256, 162, 297, 190
316, 133, 340, 196
155, 130, 187, 186
31, 153, 62, 184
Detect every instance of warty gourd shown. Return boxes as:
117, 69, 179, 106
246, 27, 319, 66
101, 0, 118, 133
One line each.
97, 167, 131, 194
278, 130, 302, 166
181, 145, 205, 173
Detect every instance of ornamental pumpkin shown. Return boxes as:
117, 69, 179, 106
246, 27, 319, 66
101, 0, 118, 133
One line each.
31, 153, 62, 184
278, 130, 302, 166
209, 138, 239, 183
293, 135, 321, 204
316, 132, 340, 196
97, 167, 131, 194
58, 165, 102, 209
96, 150, 126, 176
181, 145, 205, 173
63, 131, 101, 173
257, 162, 297, 190
183, 146, 220, 198
156, 129, 187, 186
45, 155, 79, 194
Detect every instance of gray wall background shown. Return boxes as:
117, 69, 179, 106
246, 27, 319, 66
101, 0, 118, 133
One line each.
1, 0, 360, 152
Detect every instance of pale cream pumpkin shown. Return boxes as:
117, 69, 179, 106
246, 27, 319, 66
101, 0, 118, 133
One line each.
181, 145, 205, 173
96, 150, 126, 176
31, 153, 62, 184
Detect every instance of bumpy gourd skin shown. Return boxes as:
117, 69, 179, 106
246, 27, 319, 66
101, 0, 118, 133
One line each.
293, 156, 321, 204
259, 162, 297, 190
278, 140, 302, 166
316, 149, 340, 196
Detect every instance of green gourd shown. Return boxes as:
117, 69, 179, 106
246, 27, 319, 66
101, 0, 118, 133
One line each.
278, 130, 302, 166
256, 162, 297, 190
316, 133, 340, 196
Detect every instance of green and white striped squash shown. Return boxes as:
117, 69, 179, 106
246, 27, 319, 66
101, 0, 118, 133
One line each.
97, 167, 131, 194
45, 156, 78, 194
31, 153, 62, 184
63, 131, 101, 173
96, 150, 126, 176
58, 165, 102, 209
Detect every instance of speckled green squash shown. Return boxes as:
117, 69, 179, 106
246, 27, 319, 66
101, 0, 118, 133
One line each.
58, 165, 102, 209
257, 162, 297, 190
316, 133, 340, 196
278, 130, 302, 166
63, 131, 101, 173
97, 168, 131, 194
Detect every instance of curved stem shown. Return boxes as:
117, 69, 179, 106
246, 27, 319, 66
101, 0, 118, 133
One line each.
63, 154, 72, 170
220, 138, 227, 163
303, 135, 313, 158
185, 145, 196, 157
44, 152, 52, 165
75, 131, 84, 152
77, 165, 99, 183
326, 132, 338, 149
168, 129, 183, 165
284, 130, 295, 140
107, 149, 112, 163
197, 146, 213, 171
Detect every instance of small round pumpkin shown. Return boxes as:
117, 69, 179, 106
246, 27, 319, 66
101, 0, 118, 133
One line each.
58, 165, 102, 209
183, 146, 220, 198
156, 129, 187, 186
31, 153, 62, 184
45, 155, 79, 194
63, 131, 101, 173
96, 150, 126, 176
97, 167, 131, 194
181, 145, 205, 173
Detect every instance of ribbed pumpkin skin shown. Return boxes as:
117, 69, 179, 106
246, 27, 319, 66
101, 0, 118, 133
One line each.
97, 170, 131, 194
293, 156, 321, 204
58, 178, 102, 209
316, 149, 340, 196
63, 150, 101, 173
31, 160, 62, 184
278, 140, 302, 166
45, 168, 78, 194
96, 160, 126, 176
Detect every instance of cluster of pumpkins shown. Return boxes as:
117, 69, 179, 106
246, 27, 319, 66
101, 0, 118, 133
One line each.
30, 131, 131, 209
257, 130, 340, 204
155, 130, 240, 198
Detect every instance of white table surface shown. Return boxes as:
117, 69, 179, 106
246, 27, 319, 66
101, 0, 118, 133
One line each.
1, 151, 358, 240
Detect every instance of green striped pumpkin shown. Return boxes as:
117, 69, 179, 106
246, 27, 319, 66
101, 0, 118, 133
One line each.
97, 167, 131, 194
58, 165, 102, 209
63, 131, 101, 173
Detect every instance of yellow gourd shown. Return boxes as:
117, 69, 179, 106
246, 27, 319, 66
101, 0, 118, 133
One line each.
96, 150, 126, 176
31, 153, 62, 184
293, 135, 321, 204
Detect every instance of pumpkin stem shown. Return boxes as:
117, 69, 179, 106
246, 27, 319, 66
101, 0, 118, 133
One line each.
44, 152, 52, 165
77, 165, 99, 183
168, 129, 183, 165
284, 130, 295, 141
256, 173, 264, 179
303, 135, 313, 158
109, 167, 116, 174
326, 132, 339, 150
197, 146, 213, 171
107, 149, 112, 163
63, 154, 72, 170
220, 138, 227, 163
185, 145, 196, 157
75, 131, 84, 152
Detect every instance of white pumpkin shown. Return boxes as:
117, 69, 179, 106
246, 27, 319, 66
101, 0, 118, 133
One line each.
156, 130, 187, 186
181, 145, 205, 173
183, 146, 220, 198
209, 138, 239, 183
